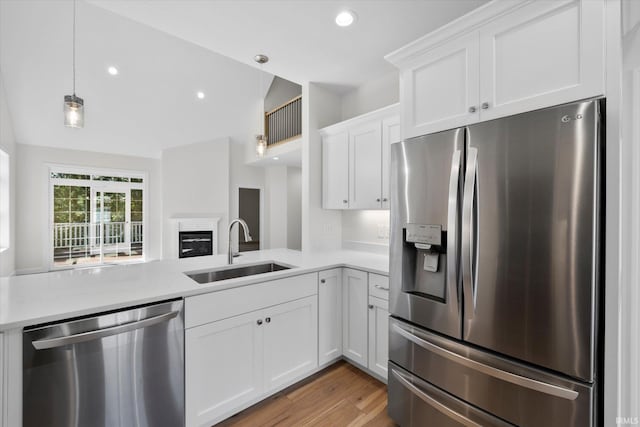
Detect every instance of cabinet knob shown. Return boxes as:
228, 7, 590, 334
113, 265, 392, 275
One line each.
481, 102, 490, 110
376, 198, 381, 202
368, 304, 374, 309
343, 200, 348, 204
257, 319, 263, 325
383, 198, 388, 202
265, 317, 271, 323
468, 106, 477, 113
320, 279, 326, 284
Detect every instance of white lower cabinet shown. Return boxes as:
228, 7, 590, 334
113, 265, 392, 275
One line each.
368, 296, 389, 380
318, 269, 343, 365
185, 310, 264, 427
342, 268, 369, 368
263, 296, 318, 391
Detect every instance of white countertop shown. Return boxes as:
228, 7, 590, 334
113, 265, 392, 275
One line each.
0, 249, 389, 331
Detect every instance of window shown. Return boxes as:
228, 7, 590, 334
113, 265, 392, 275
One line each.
49, 166, 146, 269
0, 149, 8, 252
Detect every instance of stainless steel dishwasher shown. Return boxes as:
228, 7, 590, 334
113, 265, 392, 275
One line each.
23, 299, 184, 427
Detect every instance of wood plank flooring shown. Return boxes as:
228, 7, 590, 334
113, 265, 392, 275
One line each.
216, 361, 398, 427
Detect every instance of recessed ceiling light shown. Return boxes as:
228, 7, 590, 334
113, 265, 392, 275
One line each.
273, 157, 279, 160
107, 66, 118, 76
196, 91, 205, 99
335, 10, 356, 27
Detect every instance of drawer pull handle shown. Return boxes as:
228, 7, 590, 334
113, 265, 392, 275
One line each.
374, 285, 389, 291
392, 323, 579, 401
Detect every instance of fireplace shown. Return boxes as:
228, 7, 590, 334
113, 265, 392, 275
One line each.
179, 230, 213, 258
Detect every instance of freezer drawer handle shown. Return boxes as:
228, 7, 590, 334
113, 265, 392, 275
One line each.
391, 368, 482, 427
32, 310, 180, 350
392, 323, 579, 401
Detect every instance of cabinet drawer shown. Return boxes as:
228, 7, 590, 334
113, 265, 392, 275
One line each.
369, 273, 389, 300
185, 273, 318, 328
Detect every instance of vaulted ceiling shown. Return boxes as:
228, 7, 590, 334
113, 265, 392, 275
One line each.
0, 0, 486, 158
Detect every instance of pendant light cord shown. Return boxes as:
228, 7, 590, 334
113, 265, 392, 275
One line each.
72, 0, 76, 95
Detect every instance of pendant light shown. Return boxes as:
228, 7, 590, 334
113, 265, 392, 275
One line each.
254, 54, 269, 157
64, 0, 84, 128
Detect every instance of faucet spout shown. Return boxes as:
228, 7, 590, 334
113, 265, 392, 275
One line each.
228, 218, 252, 264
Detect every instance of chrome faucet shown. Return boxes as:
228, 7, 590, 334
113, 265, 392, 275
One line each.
228, 218, 253, 264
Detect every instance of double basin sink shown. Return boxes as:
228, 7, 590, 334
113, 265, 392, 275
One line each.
185, 262, 293, 284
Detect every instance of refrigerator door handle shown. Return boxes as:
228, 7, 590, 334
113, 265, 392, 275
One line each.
447, 149, 462, 309
392, 322, 579, 401
462, 147, 478, 312
391, 367, 483, 427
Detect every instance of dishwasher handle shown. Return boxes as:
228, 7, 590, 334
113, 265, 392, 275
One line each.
32, 310, 180, 350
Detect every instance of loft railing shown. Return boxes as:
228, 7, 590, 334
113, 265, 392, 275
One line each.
265, 95, 301, 146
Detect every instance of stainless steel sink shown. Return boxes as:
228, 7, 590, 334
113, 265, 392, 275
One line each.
185, 262, 292, 284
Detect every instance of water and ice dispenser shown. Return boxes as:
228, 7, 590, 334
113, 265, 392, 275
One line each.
402, 223, 447, 302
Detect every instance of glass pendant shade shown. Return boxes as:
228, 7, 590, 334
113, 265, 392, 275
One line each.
256, 135, 267, 157
64, 94, 84, 128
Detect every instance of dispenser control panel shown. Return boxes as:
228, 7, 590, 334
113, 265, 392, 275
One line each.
405, 224, 442, 246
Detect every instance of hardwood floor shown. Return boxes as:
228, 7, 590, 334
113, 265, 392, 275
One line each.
216, 361, 398, 427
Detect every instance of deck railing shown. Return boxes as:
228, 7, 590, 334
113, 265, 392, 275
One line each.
265, 95, 301, 146
53, 222, 143, 248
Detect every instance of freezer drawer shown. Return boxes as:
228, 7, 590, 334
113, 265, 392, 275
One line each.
388, 362, 514, 427
389, 317, 595, 427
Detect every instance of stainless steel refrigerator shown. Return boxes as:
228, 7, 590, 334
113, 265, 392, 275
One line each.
388, 99, 603, 427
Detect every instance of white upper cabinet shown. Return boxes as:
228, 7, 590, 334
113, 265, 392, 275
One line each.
322, 131, 349, 209
381, 116, 401, 210
478, 0, 604, 120
400, 32, 480, 138
320, 104, 399, 210
386, 0, 605, 137
349, 121, 382, 210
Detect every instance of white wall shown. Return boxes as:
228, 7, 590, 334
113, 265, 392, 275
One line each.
15, 144, 162, 273
229, 143, 265, 252
341, 70, 399, 121
0, 76, 16, 276
301, 82, 343, 251
618, 0, 640, 420
264, 165, 288, 249
287, 167, 302, 250
341, 210, 389, 253
161, 138, 230, 257
264, 76, 301, 112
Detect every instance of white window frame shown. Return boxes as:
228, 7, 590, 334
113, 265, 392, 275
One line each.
47, 164, 148, 271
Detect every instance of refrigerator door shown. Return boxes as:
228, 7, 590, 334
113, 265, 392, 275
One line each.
462, 99, 601, 381
390, 128, 465, 339
389, 318, 595, 427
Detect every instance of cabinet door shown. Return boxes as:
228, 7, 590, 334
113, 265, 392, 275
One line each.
342, 268, 369, 367
318, 269, 343, 365
401, 31, 480, 138
478, 0, 604, 121
349, 121, 382, 209
368, 296, 389, 380
185, 311, 263, 427
322, 131, 349, 209
381, 116, 401, 210
263, 296, 318, 391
